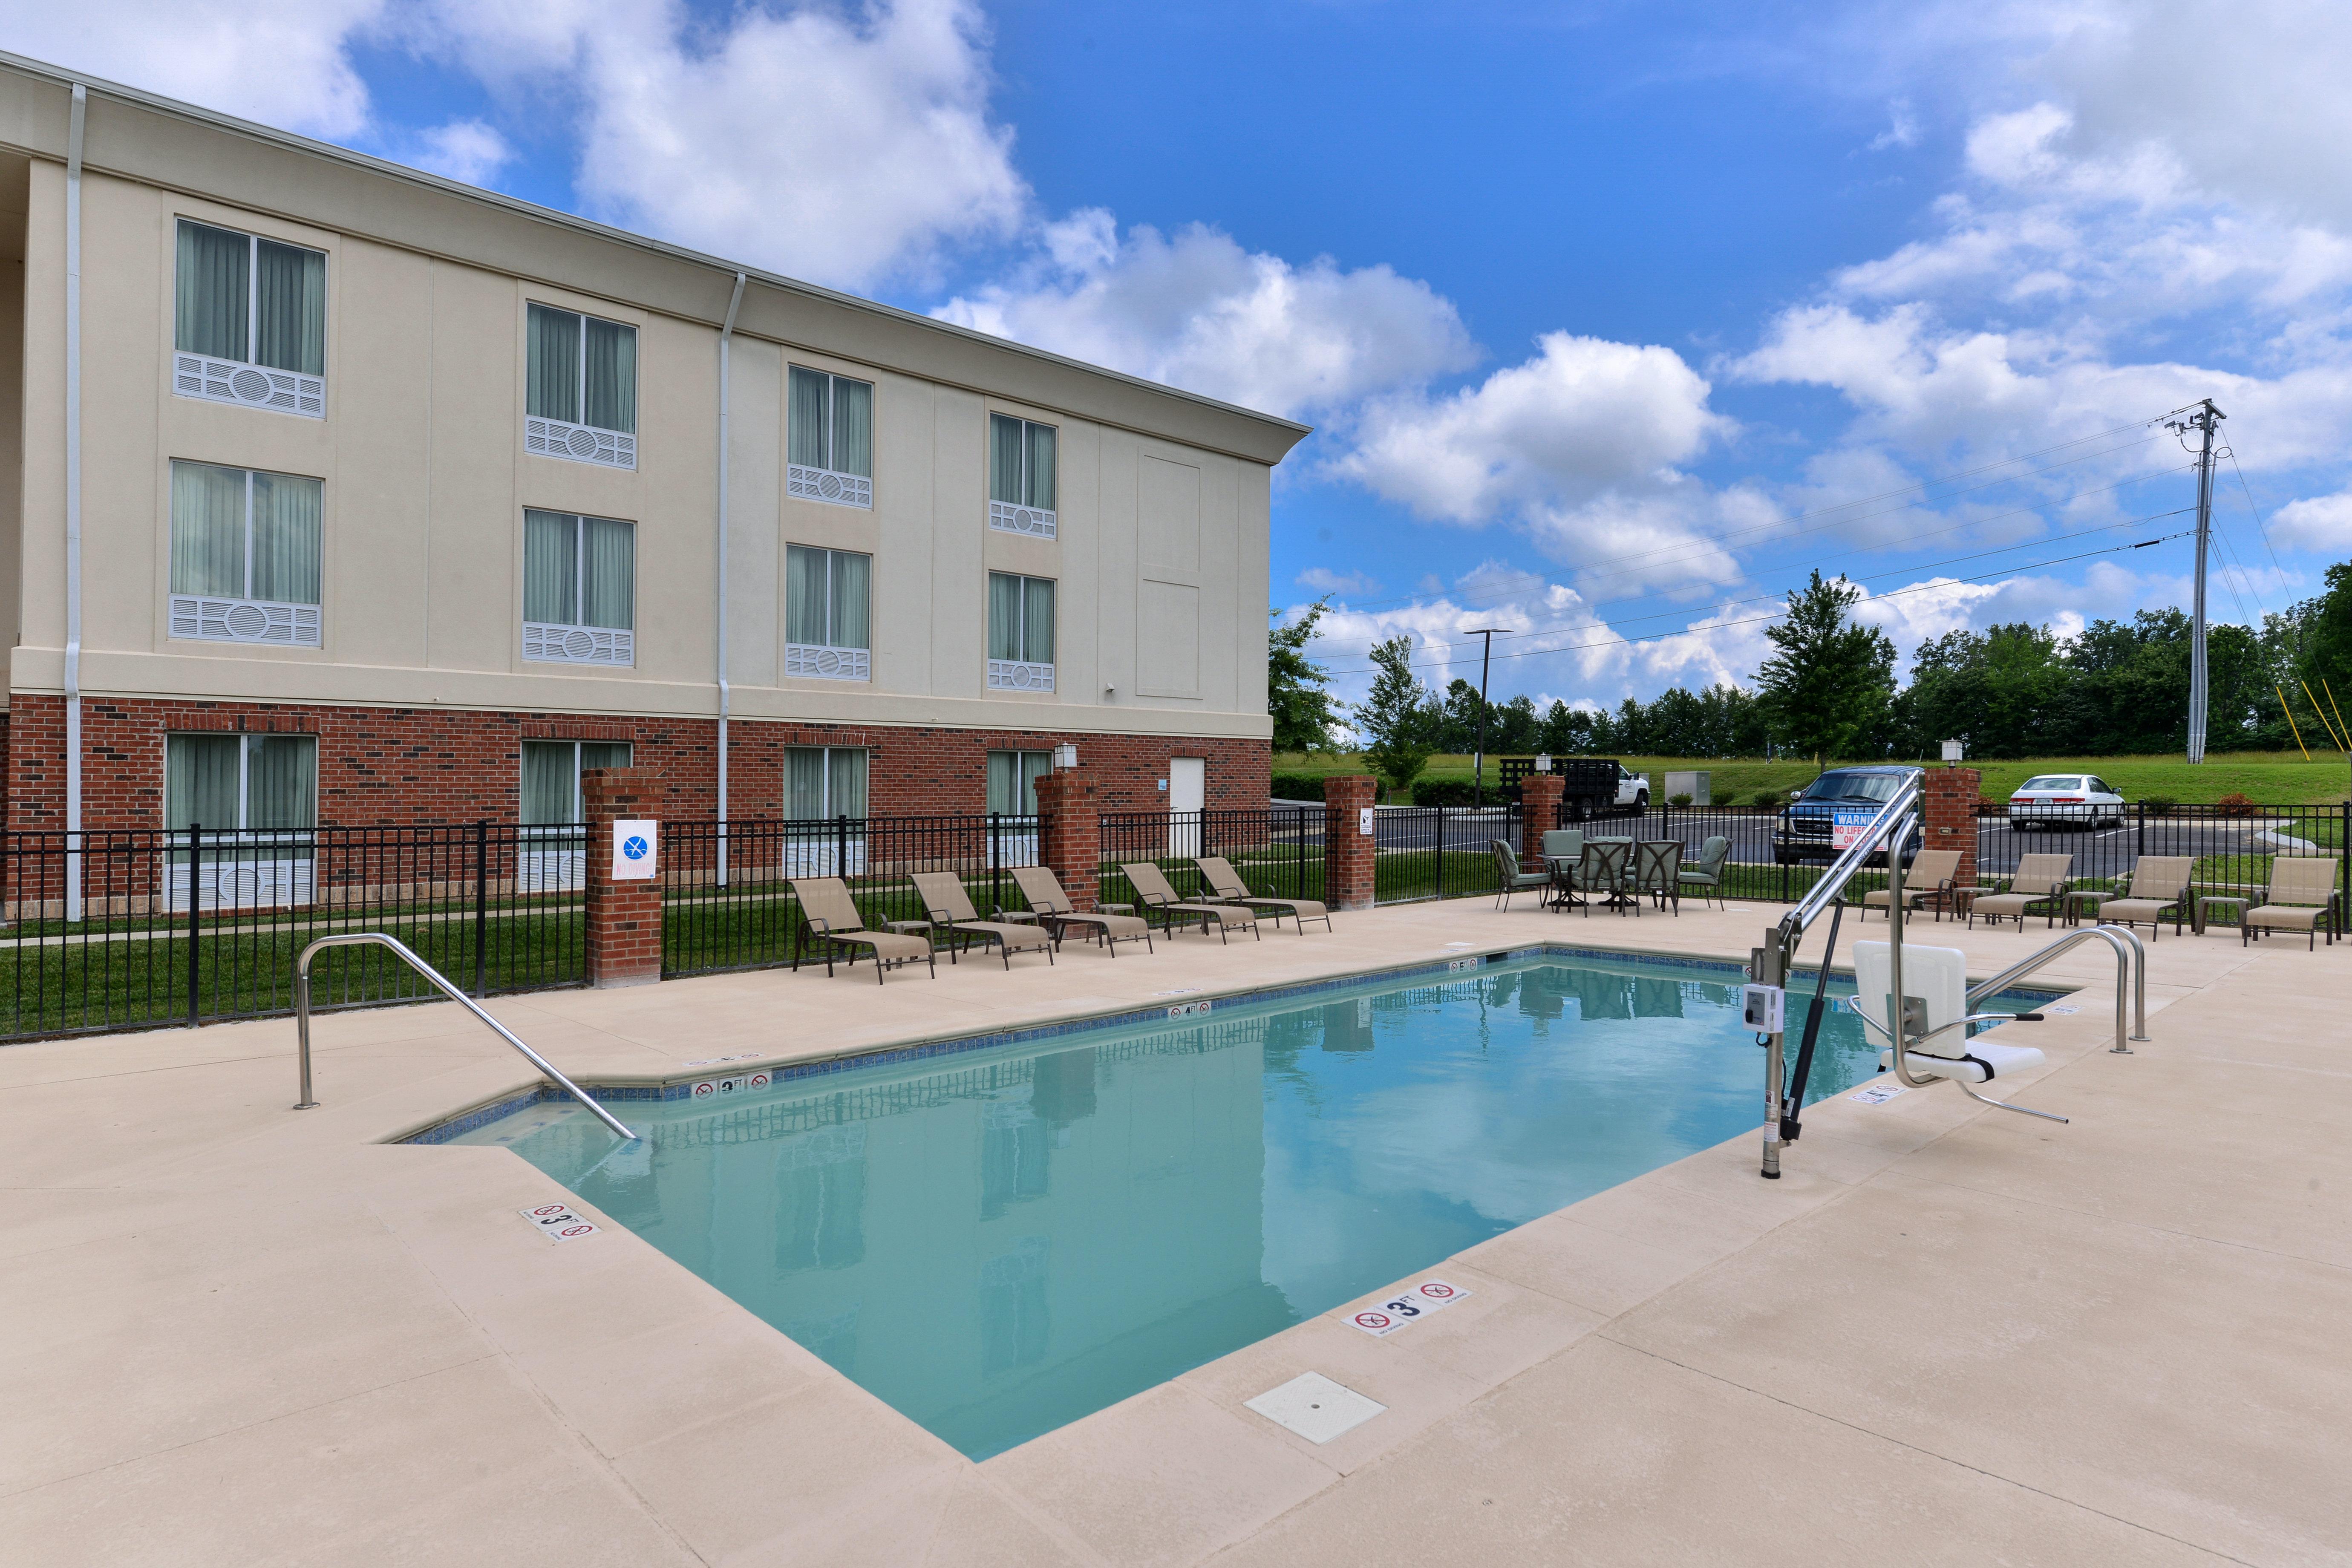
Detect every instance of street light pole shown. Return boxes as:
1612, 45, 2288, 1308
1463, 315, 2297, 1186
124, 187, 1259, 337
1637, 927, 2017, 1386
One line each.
1467, 628, 1507, 807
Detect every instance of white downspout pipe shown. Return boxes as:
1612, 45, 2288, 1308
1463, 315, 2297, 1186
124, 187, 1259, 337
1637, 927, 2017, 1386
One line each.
63, 83, 86, 923
715, 272, 744, 885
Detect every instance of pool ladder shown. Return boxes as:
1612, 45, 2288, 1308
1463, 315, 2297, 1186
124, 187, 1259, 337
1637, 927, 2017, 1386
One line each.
291, 932, 635, 1141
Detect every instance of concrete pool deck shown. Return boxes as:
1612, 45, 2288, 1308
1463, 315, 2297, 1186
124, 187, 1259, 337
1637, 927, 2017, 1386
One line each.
2, 898, 2346, 1564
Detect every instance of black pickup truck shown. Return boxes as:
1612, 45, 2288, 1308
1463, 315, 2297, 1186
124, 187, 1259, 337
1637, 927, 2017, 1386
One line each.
1498, 757, 1649, 820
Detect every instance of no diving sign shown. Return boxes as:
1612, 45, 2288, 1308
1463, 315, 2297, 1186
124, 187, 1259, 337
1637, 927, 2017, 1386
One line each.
519, 1203, 600, 1242
1348, 1278, 1472, 1337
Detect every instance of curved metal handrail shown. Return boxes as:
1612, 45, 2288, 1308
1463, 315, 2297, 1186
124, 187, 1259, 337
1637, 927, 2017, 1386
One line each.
292, 932, 634, 1140
1965, 923, 2148, 1055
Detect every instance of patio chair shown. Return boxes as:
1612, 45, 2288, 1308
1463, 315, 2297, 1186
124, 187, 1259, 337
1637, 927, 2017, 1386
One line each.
1861, 848, 1963, 922
910, 871, 1055, 968
1678, 835, 1731, 910
1541, 830, 1584, 909
2094, 856, 2193, 941
1490, 839, 1552, 912
2244, 856, 2343, 950
1006, 865, 1154, 955
1123, 862, 1260, 942
1194, 855, 1332, 933
1968, 853, 2072, 931
1635, 839, 1684, 915
1577, 839, 1634, 917
789, 877, 936, 984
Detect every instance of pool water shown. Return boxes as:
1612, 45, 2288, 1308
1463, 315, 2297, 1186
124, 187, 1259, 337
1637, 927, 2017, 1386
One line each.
455, 955, 2026, 1459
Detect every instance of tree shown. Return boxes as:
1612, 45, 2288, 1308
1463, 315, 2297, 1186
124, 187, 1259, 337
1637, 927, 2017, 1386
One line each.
1268, 600, 1343, 753
1358, 635, 1438, 798
1755, 571, 1897, 761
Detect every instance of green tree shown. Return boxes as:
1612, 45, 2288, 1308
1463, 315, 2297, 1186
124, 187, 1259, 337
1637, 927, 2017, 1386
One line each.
1358, 634, 1438, 798
1755, 571, 1897, 761
1268, 600, 1343, 753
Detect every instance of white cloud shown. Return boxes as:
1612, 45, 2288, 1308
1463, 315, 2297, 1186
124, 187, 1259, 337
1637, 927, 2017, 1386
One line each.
2270, 490, 2352, 553
1295, 567, 1379, 597
1867, 97, 1920, 152
411, 119, 510, 186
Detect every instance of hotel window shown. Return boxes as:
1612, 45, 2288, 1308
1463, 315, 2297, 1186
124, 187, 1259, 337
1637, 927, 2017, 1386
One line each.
165, 732, 319, 911
525, 303, 637, 468
784, 545, 872, 681
523, 510, 635, 666
987, 572, 1055, 692
167, 461, 322, 646
520, 740, 633, 826
786, 747, 868, 820
986, 751, 1052, 815
171, 219, 326, 417
988, 413, 1057, 537
787, 366, 874, 507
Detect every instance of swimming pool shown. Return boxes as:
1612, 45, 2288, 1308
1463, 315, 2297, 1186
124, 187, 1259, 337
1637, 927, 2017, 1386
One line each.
451, 951, 2054, 1459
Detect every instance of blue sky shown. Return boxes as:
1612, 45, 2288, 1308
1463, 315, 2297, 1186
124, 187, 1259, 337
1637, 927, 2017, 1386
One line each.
23, 0, 2352, 715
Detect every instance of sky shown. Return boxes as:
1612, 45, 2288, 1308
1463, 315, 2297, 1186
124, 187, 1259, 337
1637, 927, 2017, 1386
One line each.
18, 0, 2352, 718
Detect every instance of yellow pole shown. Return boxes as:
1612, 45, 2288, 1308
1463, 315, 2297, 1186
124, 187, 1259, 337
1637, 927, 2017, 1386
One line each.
2302, 680, 2347, 751
2277, 684, 2312, 760
2325, 680, 2352, 754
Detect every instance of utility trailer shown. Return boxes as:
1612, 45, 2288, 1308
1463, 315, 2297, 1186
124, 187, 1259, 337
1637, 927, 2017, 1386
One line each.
1496, 757, 1649, 821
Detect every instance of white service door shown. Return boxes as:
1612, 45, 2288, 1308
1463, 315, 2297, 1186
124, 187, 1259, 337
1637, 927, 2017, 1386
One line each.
1168, 757, 1206, 854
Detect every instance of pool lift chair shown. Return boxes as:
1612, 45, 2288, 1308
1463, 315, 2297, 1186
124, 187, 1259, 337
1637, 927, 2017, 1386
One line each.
1743, 767, 2149, 1180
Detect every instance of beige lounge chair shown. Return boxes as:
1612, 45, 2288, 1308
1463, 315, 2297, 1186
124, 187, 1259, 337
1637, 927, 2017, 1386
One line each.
1007, 865, 1154, 955
1969, 853, 2072, 930
1194, 856, 1332, 933
1862, 848, 1962, 921
2095, 856, 2193, 940
910, 871, 1055, 968
1123, 862, 1260, 942
2244, 857, 2343, 950
789, 877, 935, 983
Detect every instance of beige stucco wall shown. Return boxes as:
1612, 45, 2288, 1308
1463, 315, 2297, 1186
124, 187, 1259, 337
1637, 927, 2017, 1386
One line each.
1, 62, 1300, 742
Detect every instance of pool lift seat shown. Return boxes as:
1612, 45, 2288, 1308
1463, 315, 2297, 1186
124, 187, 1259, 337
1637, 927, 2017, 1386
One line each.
1847, 940, 2067, 1123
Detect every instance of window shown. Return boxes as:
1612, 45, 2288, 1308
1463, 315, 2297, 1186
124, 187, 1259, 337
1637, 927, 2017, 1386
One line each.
988, 414, 1057, 537
987, 572, 1055, 691
785, 747, 868, 820
523, 510, 635, 666
167, 461, 323, 646
520, 740, 633, 826
525, 303, 637, 467
986, 751, 1052, 815
172, 219, 326, 417
784, 546, 872, 680
787, 366, 874, 507
165, 733, 317, 909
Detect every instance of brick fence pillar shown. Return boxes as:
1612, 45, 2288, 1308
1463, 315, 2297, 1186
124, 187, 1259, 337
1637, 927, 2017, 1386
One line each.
1922, 766, 1981, 899
1034, 767, 1101, 911
1519, 774, 1565, 872
1324, 775, 1377, 911
583, 767, 666, 988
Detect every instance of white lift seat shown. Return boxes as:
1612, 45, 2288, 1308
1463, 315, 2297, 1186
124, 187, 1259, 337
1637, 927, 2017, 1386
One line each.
1876, 1039, 2045, 1082
1853, 939, 2047, 1081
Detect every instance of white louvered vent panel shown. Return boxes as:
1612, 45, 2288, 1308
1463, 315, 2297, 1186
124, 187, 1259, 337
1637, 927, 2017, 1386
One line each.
172, 354, 325, 418
787, 466, 873, 508
525, 417, 637, 470
167, 595, 322, 646
784, 643, 870, 680
523, 623, 634, 665
988, 501, 1057, 539
987, 660, 1055, 692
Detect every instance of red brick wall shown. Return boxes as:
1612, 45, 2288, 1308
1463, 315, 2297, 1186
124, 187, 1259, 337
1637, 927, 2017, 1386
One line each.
583, 767, 666, 988
1033, 767, 1102, 911
1923, 766, 1981, 894
1324, 775, 1376, 911
1519, 775, 1564, 872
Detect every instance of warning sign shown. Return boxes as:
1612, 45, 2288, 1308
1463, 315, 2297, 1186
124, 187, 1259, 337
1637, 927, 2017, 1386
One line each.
1347, 1278, 1474, 1337
689, 1070, 772, 1098
518, 1204, 600, 1242
1830, 808, 1878, 852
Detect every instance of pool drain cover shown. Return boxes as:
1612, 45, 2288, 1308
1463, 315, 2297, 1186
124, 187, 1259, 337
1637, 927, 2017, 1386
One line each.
1244, 1372, 1385, 1444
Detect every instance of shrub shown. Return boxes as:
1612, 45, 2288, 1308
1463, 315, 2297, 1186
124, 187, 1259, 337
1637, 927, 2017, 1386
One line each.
1271, 773, 1326, 802
1753, 789, 1785, 808
1978, 796, 2005, 810
1668, 792, 1693, 808
1408, 779, 1507, 808
2214, 792, 2256, 818
2139, 794, 2177, 815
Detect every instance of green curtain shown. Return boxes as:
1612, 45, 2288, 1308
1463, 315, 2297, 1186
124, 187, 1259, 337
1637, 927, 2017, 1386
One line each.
523, 511, 577, 624
584, 317, 636, 433
831, 551, 870, 649
989, 414, 1024, 504
169, 461, 246, 597
580, 741, 632, 773
526, 304, 579, 423
254, 239, 325, 376
1023, 577, 1055, 664
829, 749, 868, 819
165, 734, 239, 831
1020, 751, 1051, 814
244, 735, 316, 832
833, 378, 872, 477
785, 748, 826, 819
987, 572, 1023, 660
788, 367, 829, 468
582, 516, 634, 629
175, 221, 248, 360
250, 472, 322, 605
985, 751, 1017, 815
1024, 423, 1055, 510
520, 742, 575, 826
785, 545, 827, 644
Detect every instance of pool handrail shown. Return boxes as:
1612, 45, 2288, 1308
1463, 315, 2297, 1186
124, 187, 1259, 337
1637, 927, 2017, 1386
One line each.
1965, 923, 2148, 1055
291, 931, 634, 1141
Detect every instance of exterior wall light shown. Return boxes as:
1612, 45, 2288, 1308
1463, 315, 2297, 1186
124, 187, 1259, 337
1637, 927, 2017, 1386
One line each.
1941, 739, 1965, 764
1534, 753, 1552, 772
1053, 742, 1079, 770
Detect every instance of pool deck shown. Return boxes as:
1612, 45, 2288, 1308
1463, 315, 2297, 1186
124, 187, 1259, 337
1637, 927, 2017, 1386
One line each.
3, 897, 2346, 1565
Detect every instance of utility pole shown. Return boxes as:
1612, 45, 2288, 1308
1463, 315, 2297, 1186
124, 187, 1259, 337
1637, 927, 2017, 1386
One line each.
2169, 399, 2225, 764
1466, 628, 1508, 807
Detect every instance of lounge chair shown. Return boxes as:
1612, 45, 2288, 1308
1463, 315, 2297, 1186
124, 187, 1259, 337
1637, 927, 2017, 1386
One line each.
1490, 839, 1552, 912
1862, 848, 1963, 922
1678, 835, 1731, 909
1123, 862, 1260, 942
1006, 865, 1154, 955
1969, 853, 2072, 931
789, 877, 936, 984
910, 871, 1055, 968
1541, 830, 1584, 909
1577, 839, 1634, 916
2244, 857, 2343, 950
2094, 856, 2193, 940
1194, 855, 1332, 933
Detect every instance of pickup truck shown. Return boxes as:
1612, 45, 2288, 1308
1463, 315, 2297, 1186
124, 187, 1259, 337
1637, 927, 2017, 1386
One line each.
1505, 756, 1648, 820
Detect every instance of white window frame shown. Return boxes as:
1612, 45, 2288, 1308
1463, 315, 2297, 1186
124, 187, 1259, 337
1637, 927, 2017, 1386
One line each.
988, 415, 1058, 538
517, 740, 631, 892
167, 463, 323, 648
782, 746, 870, 876
787, 367, 874, 509
522, 512, 636, 667
784, 545, 872, 682
164, 732, 318, 911
987, 572, 1056, 692
171, 221, 328, 419
524, 303, 638, 470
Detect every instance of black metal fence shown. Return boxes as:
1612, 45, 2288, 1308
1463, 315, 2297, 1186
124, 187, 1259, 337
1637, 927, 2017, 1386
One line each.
1097, 807, 1326, 909
1367, 806, 1525, 904
0, 823, 588, 1041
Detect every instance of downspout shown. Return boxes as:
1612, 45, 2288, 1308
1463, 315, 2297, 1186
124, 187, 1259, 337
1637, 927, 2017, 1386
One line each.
715, 272, 744, 885
63, 83, 86, 922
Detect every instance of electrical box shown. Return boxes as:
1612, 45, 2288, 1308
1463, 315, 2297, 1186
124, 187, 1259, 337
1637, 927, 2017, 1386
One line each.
1741, 983, 1785, 1033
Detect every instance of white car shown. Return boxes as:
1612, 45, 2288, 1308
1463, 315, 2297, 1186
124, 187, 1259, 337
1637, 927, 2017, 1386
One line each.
2006, 773, 2126, 830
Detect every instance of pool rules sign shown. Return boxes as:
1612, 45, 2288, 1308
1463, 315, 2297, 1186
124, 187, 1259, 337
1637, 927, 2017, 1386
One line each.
611, 819, 659, 880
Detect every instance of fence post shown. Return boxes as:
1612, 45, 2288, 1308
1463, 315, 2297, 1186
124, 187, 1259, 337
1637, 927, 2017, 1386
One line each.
1324, 775, 1377, 910
989, 811, 1002, 921
1519, 774, 1564, 873
186, 823, 202, 1025
582, 768, 666, 988
1922, 767, 1980, 904
1436, 804, 1446, 899
473, 819, 489, 997
1033, 767, 1101, 909
1294, 807, 1306, 899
